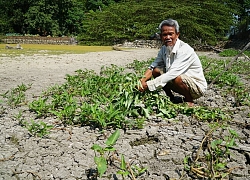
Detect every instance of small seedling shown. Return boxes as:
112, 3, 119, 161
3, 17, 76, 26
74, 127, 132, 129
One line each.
91, 129, 120, 178
2, 83, 31, 107
15, 109, 25, 120
91, 129, 147, 179
131, 165, 147, 178
23, 119, 53, 137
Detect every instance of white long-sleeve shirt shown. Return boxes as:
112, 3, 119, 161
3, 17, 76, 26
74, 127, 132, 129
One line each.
149, 39, 207, 93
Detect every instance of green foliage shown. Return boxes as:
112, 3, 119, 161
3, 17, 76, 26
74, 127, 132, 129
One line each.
29, 97, 50, 118
91, 129, 120, 177
79, 0, 238, 45
185, 126, 239, 179
219, 49, 239, 57
219, 49, 250, 57
180, 106, 229, 121
91, 129, 147, 178
24, 7, 59, 36
117, 154, 147, 178
131, 164, 147, 178
94, 156, 107, 178
0, 99, 5, 117
1, 0, 85, 36
106, 129, 120, 146
14, 110, 25, 125
201, 56, 250, 106
23, 119, 53, 137
0, 0, 246, 44
1, 83, 30, 107
27, 59, 231, 130
230, 86, 250, 106
86, 0, 117, 11
117, 154, 130, 177
231, 0, 250, 33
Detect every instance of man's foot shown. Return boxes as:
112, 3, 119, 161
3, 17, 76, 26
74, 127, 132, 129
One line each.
170, 96, 184, 104
186, 102, 194, 107
170, 97, 194, 107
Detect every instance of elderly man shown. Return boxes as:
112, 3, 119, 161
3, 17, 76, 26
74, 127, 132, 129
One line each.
138, 19, 207, 107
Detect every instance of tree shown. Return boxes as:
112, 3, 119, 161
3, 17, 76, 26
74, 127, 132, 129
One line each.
0, 0, 247, 45
233, 0, 250, 34
0, 0, 37, 34
58, 0, 86, 35
85, 0, 119, 11
24, 5, 59, 36
78, 0, 238, 45
0, 0, 86, 36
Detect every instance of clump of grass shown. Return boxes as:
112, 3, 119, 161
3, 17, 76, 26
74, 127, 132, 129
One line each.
1, 83, 31, 107
219, 48, 250, 57
23, 119, 53, 138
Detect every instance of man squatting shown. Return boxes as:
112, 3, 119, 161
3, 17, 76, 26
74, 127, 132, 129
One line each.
138, 19, 207, 107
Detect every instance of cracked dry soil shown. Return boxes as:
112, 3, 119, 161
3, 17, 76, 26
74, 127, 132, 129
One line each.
0, 48, 250, 180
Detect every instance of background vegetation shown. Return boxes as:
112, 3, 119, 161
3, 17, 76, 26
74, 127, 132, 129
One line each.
0, 0, 250, 45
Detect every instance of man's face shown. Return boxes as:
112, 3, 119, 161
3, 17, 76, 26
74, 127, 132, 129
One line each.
161, 25, 180, 47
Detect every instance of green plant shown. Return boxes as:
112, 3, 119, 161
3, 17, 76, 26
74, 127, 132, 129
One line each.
231, 86, 250, 106
183, 156, 190, 171
29, 65, 150, 129
10, 135, 19, 145
185, 127, 239, 179
117, 154, 130, 178
131, 165, 147, 178
1, 83, 30, 107
26, 59, 234, 130
201, 55, 250, 106
116, 155, 147, 179
14, 110, 25, 125
91, 129, 120, 178
219, 49, 250, 57
91, 129, 147, 179
23, 119, 53, 137
29, 97, 50, 117
219, 49, 239, 57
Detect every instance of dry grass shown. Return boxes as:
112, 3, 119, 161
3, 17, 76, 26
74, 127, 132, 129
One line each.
0, 44, 113, 57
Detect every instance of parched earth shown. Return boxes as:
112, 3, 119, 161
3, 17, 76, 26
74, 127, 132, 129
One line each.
0, 48, 249, 180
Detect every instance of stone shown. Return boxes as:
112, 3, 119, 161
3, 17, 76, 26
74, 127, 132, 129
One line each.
146, 125, 159, 137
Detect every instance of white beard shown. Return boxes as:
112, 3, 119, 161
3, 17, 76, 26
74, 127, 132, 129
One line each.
167, 45, 173, 53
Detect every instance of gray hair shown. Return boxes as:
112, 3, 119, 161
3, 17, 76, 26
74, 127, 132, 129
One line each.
158, 19, 180, 33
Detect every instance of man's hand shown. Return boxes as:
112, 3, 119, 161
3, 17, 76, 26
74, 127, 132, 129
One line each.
137, 69, 153, 92
146, 76, 166, 91
138, 80, 148, 92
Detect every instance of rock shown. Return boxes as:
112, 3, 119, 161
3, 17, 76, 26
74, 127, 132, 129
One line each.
146, 125, 159, 136
112, 46, 122, 51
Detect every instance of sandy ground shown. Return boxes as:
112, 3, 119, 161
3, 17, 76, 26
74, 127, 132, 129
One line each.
0, 48, 160, 96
